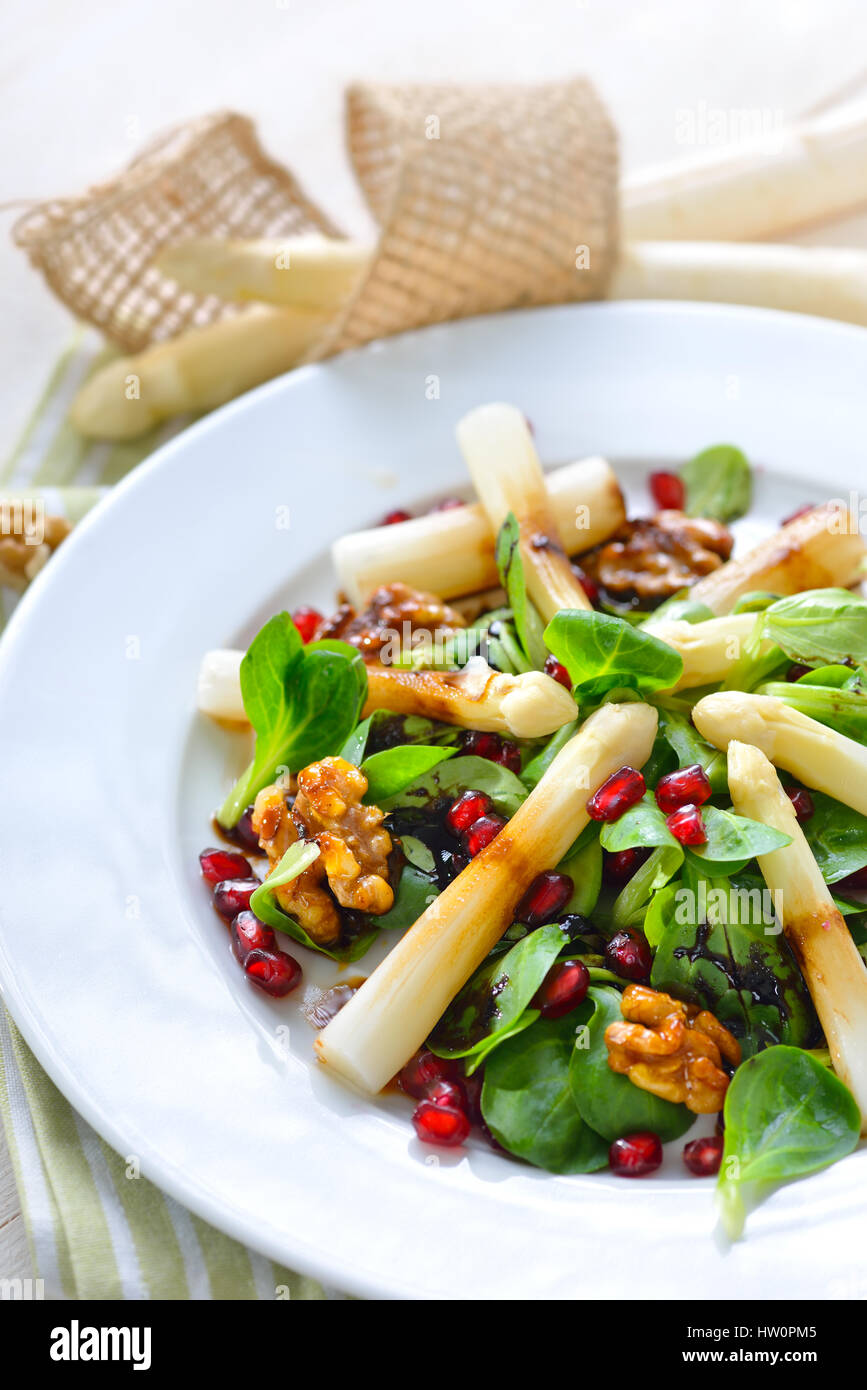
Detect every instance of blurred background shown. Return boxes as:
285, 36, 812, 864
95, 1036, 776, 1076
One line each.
2, 0, 867, 449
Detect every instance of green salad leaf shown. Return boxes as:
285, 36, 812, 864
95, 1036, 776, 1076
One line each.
600, 794, 791, 870
757, 679, 867, 744
218, 616, 367, 828
649, 873, 815, 1055
568, 986, 694, 1142
481, 1007, 609, 1174
360, 744, 456, 803
759, 588, 867, 668
520, 719, 580, 790
717, 1046, 860, 1239
495, 512, 549, 669
544, 611, 683, 700
800, 790, 867, 884
680, 444, 752, 522
429, 924, 565, 1072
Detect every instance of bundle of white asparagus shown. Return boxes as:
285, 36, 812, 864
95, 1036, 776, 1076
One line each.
69, 92, 867, 440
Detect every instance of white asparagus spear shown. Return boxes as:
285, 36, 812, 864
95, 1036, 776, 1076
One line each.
196, 650, 580, 735
611, 242, 867, 328
727, 739, 867, 1131
156, 235, 371, 311
693, 691, 867, 817
197, 649, 246, 724
621, 96, 867, 242
333, 455, 625, 605
362, 656, 578, 737
315, 701, 658, 1093
70, 306, 327, 439
644, 613, 764, 690
456, 403, 592, 619
690, 502, 866, 614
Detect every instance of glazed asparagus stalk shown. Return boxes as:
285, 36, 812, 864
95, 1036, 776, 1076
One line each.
315, 701, 658, 1093
456, 403, 591, 619
70, 306, 327, 439
644, 613, 766, 690
333, 454, 624, 605
727, 739, 867, 1131
690, 502, 866, 614
693, 691, 867, 817
362, 657, 578, 737
157, 235, 371, 311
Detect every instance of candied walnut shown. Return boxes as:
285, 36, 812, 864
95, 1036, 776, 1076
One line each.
313, 582, 466, 659
579, 511, 733, 605
252, 756, 394, 946
605, 983, 741, 1114
0, 506, 71, 591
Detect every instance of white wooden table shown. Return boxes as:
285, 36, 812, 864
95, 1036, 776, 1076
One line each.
1, 0, 865, 1286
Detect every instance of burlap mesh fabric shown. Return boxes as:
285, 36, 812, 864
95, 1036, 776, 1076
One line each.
13, 113, 341, 352
13, 81, 618, 359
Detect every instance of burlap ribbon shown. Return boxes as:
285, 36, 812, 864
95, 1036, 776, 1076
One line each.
14, 80, 618, 357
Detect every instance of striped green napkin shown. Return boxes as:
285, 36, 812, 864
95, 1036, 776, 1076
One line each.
0, 333, 328, 1300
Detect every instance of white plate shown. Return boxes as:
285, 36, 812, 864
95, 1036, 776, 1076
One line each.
2, 303, 866, 1302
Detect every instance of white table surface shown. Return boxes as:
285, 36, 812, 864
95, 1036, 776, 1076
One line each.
1, 0, 866, 1289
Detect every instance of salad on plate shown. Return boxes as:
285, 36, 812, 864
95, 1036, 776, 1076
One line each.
195, 402, 867, 1237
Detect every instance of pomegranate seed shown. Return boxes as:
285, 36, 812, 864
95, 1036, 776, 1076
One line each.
683, 1134, 724, 1177
786, 662, 812, 682
399, 1050, 460, 1100
231, 910, 276, 964
426, 1079, 467, 1111
412, 1099, 470, 1147
461, 730, 503, 760
199, 847, 253, 885
655, 763, 712, 814
609, 1131, 663, 1177
543, 654, 572, 688
291, 606, 322, 643
649, 471, 685, 511
243, 948, 302, 997
213, 877, 260, 920
785, 786, 815, 822
603, 847, 650, 885
461, 1071, 483, 1125
532, 959, 589, 1019
462, 814, 507, 857
587, 766, 646, 822
605, 930, 652, 981
234, 805, 261, 852
445, 789, 493, 836
382, 508, 412, 525
666, 803, 707, 846
571, 564, 599, 606
494, 740, 522, 774
429, 497, 465, 512
516, 871, 574, 926
782, 502, 816, 526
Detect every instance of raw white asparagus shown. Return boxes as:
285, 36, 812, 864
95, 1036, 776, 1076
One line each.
621, 96, 867, 242
70, 306, 326, 439
611, 242, 867, 328
156, 235, 371, 311
363, 656, 578, 737
315, 702, 658, 1093
727, 739, 867, 1131
693, 692, 867, 817
690, 502, 866, 614
332, 455, 625, 605
456, 403, 592, 619
644, 613, 765, 691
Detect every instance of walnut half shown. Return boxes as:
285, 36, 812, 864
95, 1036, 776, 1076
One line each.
252, 756, 393, 946
605, 984, 741, 1114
